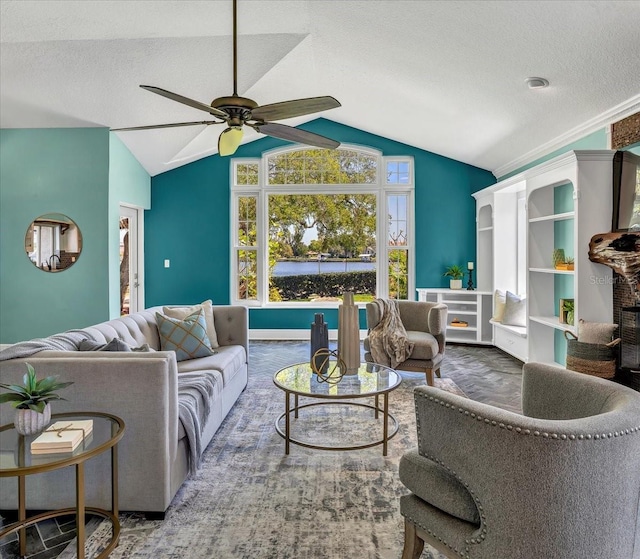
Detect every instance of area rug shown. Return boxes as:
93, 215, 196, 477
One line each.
67, 371, 464, 559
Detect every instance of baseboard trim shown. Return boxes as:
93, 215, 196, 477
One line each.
249, 329, 368, 341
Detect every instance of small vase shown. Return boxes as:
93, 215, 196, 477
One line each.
310, 313, 329, 372
450, 279, 462, 290
14, 403, 51, 436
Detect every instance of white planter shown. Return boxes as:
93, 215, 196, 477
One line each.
450, 279, 463, 290
14, 403, 51, 436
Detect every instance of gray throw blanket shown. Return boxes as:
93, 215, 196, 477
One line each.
368, 299, 414, 368
177, 372, 219, 476
0, 330, 96, 360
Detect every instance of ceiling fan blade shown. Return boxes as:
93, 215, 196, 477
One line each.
251, 96, 341, 122
112, 121, 223, 132
255, 122, 340, 149
140, 85, 229, 119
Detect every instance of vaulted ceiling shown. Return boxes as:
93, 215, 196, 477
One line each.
2, 0, 639, 177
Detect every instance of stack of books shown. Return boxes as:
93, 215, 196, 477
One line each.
30, 420, 94, 454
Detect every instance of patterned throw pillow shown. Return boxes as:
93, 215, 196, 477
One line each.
162, 300, 219, 348
156, 309, 214, 362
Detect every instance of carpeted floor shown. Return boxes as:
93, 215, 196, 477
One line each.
1, 341, 523, 559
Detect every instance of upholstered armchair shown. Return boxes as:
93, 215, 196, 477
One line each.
399, 362, 640, 559
364, 300, 447, 386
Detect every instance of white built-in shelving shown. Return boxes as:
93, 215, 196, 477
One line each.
416, 288, 493, 345
474, 150, 614, 366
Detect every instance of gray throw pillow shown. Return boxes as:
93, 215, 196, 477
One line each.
78, 338, 134, 352
502, 291, 526, 327
101, 338, 133, 352
78, 339, 105, 351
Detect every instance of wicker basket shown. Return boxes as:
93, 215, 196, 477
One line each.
564, 330, 620, 379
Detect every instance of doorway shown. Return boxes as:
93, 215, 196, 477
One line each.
119, 205, 142, 315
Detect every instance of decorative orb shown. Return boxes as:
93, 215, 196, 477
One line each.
311, 348, 346, 384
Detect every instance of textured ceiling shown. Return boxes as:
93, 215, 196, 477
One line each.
2, 0, 639, 177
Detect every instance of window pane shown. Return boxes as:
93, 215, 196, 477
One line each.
388, 249, 409, 300
237, 249, 257, 300
268, 193, 377, 302
387, 160, 411, 184
388, 195, 408, 246
268, 149, 377, 185
238, 196, 257, 246
236, 163, 259, 186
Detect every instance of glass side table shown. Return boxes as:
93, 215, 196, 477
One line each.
0, 411, 125, 559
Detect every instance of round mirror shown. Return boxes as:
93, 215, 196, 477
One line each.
25, 213, 83, 272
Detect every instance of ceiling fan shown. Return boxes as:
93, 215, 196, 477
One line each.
113, 0, 341, 156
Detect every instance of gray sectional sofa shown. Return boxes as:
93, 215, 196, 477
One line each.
0, 304, 248, 516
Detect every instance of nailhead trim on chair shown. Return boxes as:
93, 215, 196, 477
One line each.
418, 391, 640, 441
408, 390, 640, 558
412, 398, 488, 557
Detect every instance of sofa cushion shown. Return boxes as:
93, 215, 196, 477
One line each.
177, 345, 246, 386
406, 331, 439, 360
163, 300, 219, 349
83, 309, 161, 349
399, 450, 480, 524
156, 310, 214, 362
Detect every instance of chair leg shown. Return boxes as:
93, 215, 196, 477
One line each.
425, 368, 434, 386
402, 518, 425, 559
435, 366, 441, 378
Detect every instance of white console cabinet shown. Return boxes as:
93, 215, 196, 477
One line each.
416, 288, 493, 345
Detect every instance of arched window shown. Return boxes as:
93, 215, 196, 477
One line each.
231, 145, 414, 306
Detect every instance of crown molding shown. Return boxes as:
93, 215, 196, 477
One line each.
494, 94, 640, 179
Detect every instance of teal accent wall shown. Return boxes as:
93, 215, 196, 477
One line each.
0, 129, 110, 342
146, 119, 495, 329
496, 128, 608, 181
108, 134, 151, 317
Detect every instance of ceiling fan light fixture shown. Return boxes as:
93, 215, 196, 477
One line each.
525, 77, 549, 90
218, 126, 244, 156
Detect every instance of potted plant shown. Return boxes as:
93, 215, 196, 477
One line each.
560, 299, 575, 326
0, 363, 73, 435
553, 248, 566, 269
444, 265, 465, 290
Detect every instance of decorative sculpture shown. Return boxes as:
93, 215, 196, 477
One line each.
338, 292, 360, 374
310, 313, 329, 372
589, 232, 640, 300
311, 348, 346, 384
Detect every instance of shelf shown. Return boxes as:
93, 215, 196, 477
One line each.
529, 267, 575, 275
446, 310, 477, 315
478, 226, 493, 232
529, 315, 576, 334
416, 289, 493, 346
528, 211, 574, 223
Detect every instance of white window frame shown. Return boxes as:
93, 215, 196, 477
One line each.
230, 147, 414, 307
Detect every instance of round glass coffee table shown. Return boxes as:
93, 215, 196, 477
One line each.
0, 411, 125, 559
273, 361, 401, 456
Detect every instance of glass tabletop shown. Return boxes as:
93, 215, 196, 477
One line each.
273, 362, 400, 398
0, 412, 125, 474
